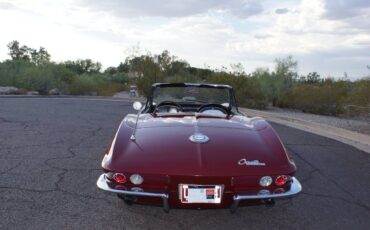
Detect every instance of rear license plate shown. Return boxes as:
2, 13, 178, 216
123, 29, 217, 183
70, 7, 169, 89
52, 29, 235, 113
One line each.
179, 184, 222, 203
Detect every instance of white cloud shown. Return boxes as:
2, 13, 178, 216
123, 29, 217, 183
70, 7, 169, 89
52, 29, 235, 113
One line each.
0, 1, 15, 9
323, 0, 370, 20
0, 0, 369, 78
80, 0, 263, 18
275, 8, 289, 14
226, 0, 340, 53
223, 0, 370, 77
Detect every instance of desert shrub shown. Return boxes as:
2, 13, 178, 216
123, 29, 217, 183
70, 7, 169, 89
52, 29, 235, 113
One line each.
346, 78, 370, 116
206, 71, 268, 109
347, 78, 370, 106
1, 43, 368, 117
69, 74, 99, 95
286, 79, 348, 115
96, 82, 126, 96
0, 60, 31, 86
0, 60, 75, 94
68, 74, 126, 96
109, 72, 129, 84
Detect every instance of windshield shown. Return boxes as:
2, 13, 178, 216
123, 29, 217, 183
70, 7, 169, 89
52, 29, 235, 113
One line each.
152, 86, 230, 105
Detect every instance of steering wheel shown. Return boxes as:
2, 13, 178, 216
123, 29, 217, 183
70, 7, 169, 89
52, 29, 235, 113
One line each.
155, 101, 183, 113
197, 103, 230, 114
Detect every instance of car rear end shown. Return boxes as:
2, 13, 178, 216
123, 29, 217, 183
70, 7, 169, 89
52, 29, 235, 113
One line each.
98, 171, 301, 212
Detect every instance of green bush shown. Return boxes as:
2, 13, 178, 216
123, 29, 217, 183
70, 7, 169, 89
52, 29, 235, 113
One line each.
0, 60, 126, 96
346, 78, 370, 116
0, 60, 75, 94
1, 44, 369, 117
348, 78, 370, 106
69, 74, 126, 96
284, 79, 348, 115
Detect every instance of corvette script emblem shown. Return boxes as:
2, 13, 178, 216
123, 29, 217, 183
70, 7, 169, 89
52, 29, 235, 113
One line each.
238, 158, 266, 166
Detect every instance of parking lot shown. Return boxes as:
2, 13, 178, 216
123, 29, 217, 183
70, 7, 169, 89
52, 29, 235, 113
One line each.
0, 97, 369, 230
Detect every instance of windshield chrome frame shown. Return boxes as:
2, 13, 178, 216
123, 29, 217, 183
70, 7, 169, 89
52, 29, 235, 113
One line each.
143, 83, 239, 113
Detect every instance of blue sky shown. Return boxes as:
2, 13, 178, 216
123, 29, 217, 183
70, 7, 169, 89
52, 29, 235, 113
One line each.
0, 0, 369, 79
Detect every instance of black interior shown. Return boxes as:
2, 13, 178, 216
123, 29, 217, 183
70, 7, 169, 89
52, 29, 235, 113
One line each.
151, 101, 232, 115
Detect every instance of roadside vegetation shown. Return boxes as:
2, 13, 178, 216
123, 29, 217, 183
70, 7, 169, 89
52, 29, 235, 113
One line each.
0, 40, 369, 117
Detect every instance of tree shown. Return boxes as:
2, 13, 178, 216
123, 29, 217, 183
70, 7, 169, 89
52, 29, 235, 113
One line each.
105, 66, 117, 75
136, 56, 162, 96
158, 50, 172, 73
7, 40, 32, 61
7, 41, 51, 65
230, 63, 245, 76
63, 59, 102, 74
253, 68, 272, 104
306, 72, 321, 84
83, 59, 102, 73
168, 60, 189, 76
271, 56, 298, 106
30, 47, 51, 65
127, 56, 145, 73
117, 62, 129, 73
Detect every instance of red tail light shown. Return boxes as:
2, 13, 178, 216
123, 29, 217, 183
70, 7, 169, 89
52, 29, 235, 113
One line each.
113, 173, 126, 183
275, 175, 288, 186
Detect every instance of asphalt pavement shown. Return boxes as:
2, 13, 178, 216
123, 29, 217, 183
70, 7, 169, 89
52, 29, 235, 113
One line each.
0, 97, 369, 230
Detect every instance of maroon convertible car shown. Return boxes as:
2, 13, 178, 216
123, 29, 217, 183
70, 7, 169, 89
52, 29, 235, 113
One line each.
97, 83, 302, 212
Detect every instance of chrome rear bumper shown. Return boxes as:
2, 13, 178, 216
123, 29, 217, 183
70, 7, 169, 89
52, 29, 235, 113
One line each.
97, 174, 302, 213
230, 177, 302, 212
96, 174, 170, 212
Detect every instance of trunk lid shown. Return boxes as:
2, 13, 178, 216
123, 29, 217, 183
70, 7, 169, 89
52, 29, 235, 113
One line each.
110, 116, 292, 176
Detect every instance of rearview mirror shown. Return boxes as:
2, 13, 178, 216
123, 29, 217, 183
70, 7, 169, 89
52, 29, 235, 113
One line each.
133, 101, 142, 111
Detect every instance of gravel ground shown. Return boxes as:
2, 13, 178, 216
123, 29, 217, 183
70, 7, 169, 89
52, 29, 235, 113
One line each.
263, 107, 370, 135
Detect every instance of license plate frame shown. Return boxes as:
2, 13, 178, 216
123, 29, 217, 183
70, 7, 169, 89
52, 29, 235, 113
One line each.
179, 184, 223, 204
